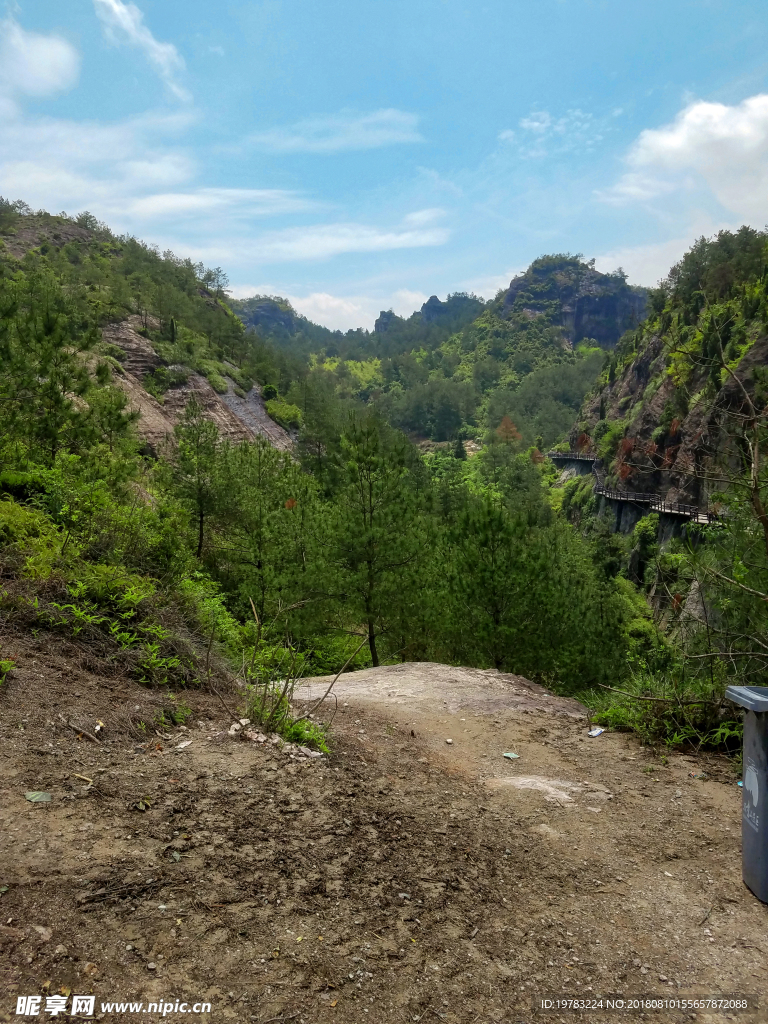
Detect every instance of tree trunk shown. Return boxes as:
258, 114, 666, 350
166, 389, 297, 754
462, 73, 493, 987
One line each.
197, 509, 204, 558
367, 617, 379, 667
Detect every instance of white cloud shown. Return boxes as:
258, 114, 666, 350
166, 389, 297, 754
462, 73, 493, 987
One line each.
415, 167, 464, 197
0, 17, 80, 106
514, 107, 605, 156
249, 108, 422, 153
93, 0, 189, 101
392, 288, 429, 314
461, 267, 522, 300
594, 214, 731, 286
290, 292, 373, 330
401, 207, 445, 227
208, 45, 224, 56
199, 217, 449, 265
599, 93, 768, 223
288, 288, 431, 331
129, 188, 314, 220
520, 111, 553, 134
596, 171, 676, 205
226, 287, 382, 331
0, 108, 196, 213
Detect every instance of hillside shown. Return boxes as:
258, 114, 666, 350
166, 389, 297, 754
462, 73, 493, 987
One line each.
0, 201, 291, 452
234, 256, 647, 449
569, 227, 768, 506
2, 199, 762, 745
1, 199, 637, 454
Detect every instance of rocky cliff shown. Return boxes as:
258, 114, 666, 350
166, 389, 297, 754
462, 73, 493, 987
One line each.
500, 255, 647, 349
570, 227, 768, 507
105, 317, 292, 452
229, 296, 298, 335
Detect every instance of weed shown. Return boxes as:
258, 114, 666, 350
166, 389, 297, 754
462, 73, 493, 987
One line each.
165, 693, 193, 725
50, 601, 108, 636
243, 640, 330, 751
282, 718, 329, 753
0, 654, 15, 685
136, 643, 181, 687
108, 621, 139, 647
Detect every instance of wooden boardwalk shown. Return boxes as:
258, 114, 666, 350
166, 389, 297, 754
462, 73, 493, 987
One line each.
546, 452, 718, 525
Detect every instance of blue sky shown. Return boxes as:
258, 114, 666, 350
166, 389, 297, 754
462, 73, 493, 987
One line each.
1, 0, 768, 328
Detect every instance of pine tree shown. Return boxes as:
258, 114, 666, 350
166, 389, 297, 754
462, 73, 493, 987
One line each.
452, 436, 467, 460
330, 414, 425, 666
0, 270, 131, 463
166, 399, 224, 558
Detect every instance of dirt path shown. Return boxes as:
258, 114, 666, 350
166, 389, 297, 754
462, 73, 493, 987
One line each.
1, 648, 766, 1023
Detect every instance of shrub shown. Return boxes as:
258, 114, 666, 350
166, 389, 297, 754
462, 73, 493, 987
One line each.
207, 371, 229, 394
596, 419, 626, 462
265, 399, 302, 429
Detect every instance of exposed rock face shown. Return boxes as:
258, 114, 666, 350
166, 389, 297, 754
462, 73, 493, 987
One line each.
420, 295, 445, 322
575, 330, 768, 507
231, 297, 298, 334
373, 309, 403, 334
0, 219, 94, 261
420, 293, 487, 326
104, 318, 292, 452
501, 259, 647, 349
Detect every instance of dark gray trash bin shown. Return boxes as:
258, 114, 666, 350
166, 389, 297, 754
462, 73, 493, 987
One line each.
725, 685, 768, 903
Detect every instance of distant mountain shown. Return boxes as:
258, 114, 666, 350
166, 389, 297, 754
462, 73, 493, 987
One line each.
231, 257, 642, 447
498, 255, 647, 350
0, 193, 648, 453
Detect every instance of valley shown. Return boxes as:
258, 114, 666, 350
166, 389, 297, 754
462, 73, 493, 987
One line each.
2, 200, 768, 1021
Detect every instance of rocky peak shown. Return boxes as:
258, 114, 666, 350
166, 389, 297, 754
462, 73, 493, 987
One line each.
374, 309, 403, 334
500, 256, 647, 349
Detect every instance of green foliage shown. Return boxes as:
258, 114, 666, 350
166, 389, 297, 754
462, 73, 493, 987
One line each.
231, 258, 640, 448
439, 486, 631, 691
265, 399, 302, 429
149, 694, 194, 731
4, 200, 765, 758
243, 644, 328, 752
207, 371, 229, 394
595, 419, 626, 462
0, 269, 136, 463
327, 413, 429, 666
0, 650, 15, 685
165, 399, 225, 558
587, 670, 742, 752
281, 718, 329, 752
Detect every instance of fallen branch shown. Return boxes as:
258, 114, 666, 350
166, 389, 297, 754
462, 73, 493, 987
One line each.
61, 718, 101, 743
597, 683, 719, 707
208, 679, 240, 724
294, 635, 369, 723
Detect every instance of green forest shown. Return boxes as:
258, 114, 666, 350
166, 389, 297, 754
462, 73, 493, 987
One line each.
1, 198, 767, 754
230, 254, 644, 450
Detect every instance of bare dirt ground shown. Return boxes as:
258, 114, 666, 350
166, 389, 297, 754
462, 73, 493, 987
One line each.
1, 645, 767, 1024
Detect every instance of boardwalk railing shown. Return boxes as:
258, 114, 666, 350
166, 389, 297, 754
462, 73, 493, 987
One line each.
594, 486, 719, 524
546, 451, 597, 462
547, 452, 719, 525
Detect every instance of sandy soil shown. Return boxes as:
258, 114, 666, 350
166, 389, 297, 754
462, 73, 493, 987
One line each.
1, 646, 766, 1024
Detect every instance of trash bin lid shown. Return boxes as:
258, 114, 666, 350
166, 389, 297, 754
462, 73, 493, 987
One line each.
725, 685, 768, 712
